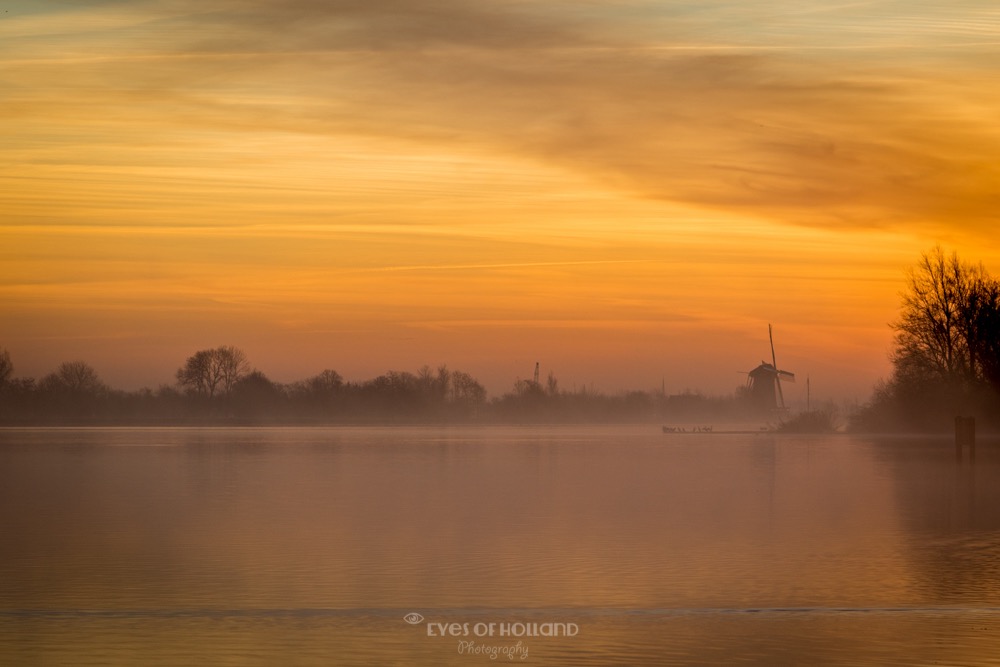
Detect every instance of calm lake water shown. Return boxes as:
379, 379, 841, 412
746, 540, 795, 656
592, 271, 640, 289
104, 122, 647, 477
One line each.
2, 426, 1000, 665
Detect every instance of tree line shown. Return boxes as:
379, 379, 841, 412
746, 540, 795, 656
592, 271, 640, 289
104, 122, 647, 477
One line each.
3, 247, 995, 429
0, 341, 774, 425
0, 348, 487, 424
0, 338, 826, 426
0, 346, 713, 424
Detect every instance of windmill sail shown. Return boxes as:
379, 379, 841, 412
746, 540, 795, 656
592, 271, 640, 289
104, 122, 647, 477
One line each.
768, 324, 783, 409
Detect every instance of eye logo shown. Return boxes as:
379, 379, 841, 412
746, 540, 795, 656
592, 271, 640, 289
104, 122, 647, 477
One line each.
403, 613, 425, 625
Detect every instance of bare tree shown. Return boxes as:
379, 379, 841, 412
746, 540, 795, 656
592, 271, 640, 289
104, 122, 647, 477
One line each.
861, 247, 1000, 431
176, 346, 250, 397
310, 369, 343, 393
216, 345, 250, 395
892, 247, 985, 389
287, 369, 344, 415
450, 371, 486, 406
41, 361, 106, 395
546, 371, 559, 396
176, 349, 216, 396
962, 272, 1000, 389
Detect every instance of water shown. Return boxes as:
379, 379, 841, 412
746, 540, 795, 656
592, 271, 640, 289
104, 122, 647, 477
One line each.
2, 426, 1000, 665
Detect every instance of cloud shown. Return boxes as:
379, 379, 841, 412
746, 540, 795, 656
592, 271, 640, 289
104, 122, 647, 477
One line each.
182, 0, 588, 53
4, 0, 1000, 238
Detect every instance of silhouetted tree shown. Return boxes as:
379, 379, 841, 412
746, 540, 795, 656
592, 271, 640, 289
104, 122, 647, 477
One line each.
36, 361, 108, 422
176, 346, 250, 397
450, 371, 487, 407
231, 370, 286, 421
513, 377, 545, 399
495, 376, 549, 421
546, 371, 559, 396
964, 273, 1000, 389
40, 361, 107, 396
0, 347, 12, 387
305, 369, 344, 395
0, 348, 14, 421
893, 247, 984, 389
0, 377, 37, 423
286, 369, 343, 419
855, 247, 1000, 431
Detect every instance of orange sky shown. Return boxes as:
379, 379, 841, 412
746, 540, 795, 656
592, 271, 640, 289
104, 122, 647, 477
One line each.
3, 1, 1000, 402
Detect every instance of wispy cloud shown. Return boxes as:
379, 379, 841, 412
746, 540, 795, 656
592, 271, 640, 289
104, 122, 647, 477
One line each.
6, 0, 997, 238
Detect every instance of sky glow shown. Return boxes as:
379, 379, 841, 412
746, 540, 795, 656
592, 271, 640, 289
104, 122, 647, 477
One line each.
3, 1, 1000, 400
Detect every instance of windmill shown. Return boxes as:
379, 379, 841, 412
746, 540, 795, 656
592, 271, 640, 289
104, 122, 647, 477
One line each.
746, 324, 795, 410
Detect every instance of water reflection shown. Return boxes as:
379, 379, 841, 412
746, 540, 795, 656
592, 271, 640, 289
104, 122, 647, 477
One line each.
870, 435, 1000, 607
2, 427, 1000, 664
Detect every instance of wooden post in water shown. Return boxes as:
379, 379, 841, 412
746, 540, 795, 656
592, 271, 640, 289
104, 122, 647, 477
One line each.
955, 416, 976, 460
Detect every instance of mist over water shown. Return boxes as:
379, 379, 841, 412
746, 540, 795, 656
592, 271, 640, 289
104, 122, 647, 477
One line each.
2, 426, 1000, 665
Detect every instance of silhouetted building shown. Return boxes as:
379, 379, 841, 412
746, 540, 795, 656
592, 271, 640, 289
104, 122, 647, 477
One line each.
747, 362, 779, 410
